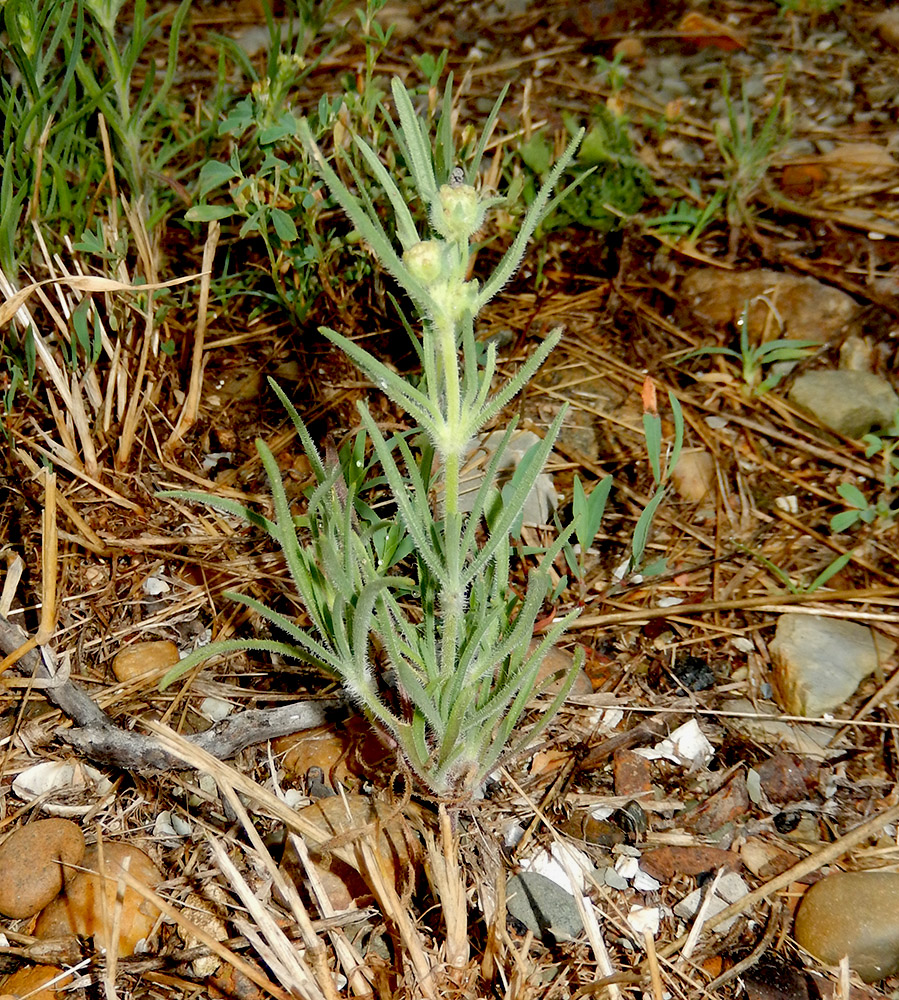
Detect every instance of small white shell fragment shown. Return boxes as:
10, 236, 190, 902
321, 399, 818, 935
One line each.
154, 810, 192, 838
616, 855, 641, 881
628, 905, 661, 937
201, 451, 233, 471
632, 719, 714, 769
633, 867, 662, 892
281, 788, 307, 810
611, 854, 662, 892
142, 570, 170, 595
12, 760, 113, 815
774, 495, 799, 515
524, 842, 593, 895
504, 821, 527, 849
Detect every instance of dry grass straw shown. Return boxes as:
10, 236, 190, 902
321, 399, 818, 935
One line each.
0, 470, 56, 672
138, 720, 450, 997
103, 858, 294, 1000
166, 220, 221, 450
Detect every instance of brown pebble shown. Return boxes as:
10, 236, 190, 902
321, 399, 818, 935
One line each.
671, 450, 716, 503
35, 843, 163, 956
756, 753, 819, 804
532, 641, 593, 697
613, 749, 652, 797
281, 795, 419, 911
640, 846, 741, 882
685, 772, 749, 834
0, 964, 72, 1000
112, 640, 180, 682
612, 37, 644, 60
794, 871, 899, 983
273, 717, 394, 786
874, 10, 899, 48
0, 819, 85, 918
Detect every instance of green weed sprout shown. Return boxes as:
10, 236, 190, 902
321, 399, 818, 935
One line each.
682, 300, 817, 397
831, 413, 899, 533
161, 78, 585, 800
716, 73, 789, 250
634, 382, 683, 574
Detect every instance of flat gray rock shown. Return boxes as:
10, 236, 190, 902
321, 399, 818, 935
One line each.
788, 370, 898, 438
770, 613, 896, 717
506, 872, 584, 943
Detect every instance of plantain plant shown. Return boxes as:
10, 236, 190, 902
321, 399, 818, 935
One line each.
161, 78, 586, 800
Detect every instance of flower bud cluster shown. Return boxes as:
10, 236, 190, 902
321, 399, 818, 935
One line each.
431, 184, 485, 242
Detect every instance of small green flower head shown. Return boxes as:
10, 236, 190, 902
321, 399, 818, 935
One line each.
403, 239, 446, 285
431, 184, 485, 242
429, 277, 480, 323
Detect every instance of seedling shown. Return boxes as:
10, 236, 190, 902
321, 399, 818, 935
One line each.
831, 415, 899, 533
517, 105, 651, 234
682, 300, 817, 396
634, 379, 683, 573
715, 73, 789, 251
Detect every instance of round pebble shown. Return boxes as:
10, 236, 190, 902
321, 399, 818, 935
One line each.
34, 843, 163, 956
0, 819, 85, 918
0, 965, 72, 1000
794, 870, 899, 982
112, 640, 180, 683
671, 450, 716, 503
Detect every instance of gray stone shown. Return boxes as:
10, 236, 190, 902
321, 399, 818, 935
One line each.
673, 872, 749, 933
789, 370, 898, 439
506, 872, 583, 943
794, 871, 899, 982
770, 614, 896, 717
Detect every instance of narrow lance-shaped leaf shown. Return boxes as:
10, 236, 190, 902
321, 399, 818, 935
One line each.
357, 404, 448, 586
390, 77, 438, 202
159, 638, 338, 691
298, 119, 429, 305
631, 487, 667, 569
466, 82, 510, 183
478, 128, 584, 307
475, 327, 563, 430
462, 407, 566, 588
352, 134, 420, 250
322, 326, 436, 431
158, 489, 275, 536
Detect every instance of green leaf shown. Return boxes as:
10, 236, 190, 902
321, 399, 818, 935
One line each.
478, 128, 584, 308
185, 204, 234, 222
270, 207, 297, 242
197, 160, 239, 199
631, 487, 666, 568
643, 410, 662, 485
830, 509, 860, 533
836, 482, 869, 510
573, 473, 613, 553
806, 551, 852, 592
519, 133, 552, 175
666, 391, 684, 479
